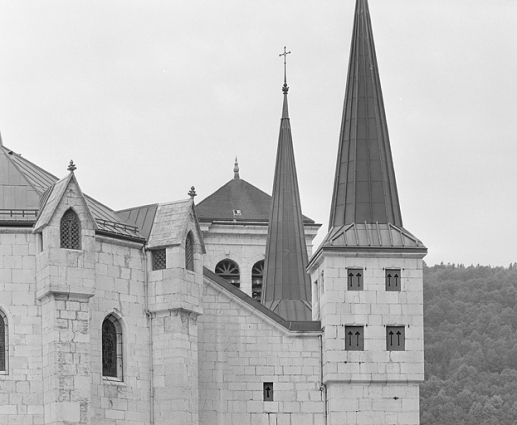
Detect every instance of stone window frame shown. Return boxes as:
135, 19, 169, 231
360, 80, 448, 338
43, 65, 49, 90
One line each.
345, 325, 364, 351
60, 208, 81, 250
0, 309, 8, 374
185, 232, 195, 272
347, 268, 363, 291
215, 258, 240, 288
386, 326, 405, 351
152, 248, 167, 271
385, 268, 401, 291
102, 314, 123, 381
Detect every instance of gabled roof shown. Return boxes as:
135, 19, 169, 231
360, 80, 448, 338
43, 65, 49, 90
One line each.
196, 175, 316, 224
34, 172, 98, 232
328, 0, 402, 229
0, 144, 142, 240
262, 90, 312, 321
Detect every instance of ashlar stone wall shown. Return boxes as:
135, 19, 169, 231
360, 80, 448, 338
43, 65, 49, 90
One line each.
0, 229, 44, 424
198, 277, 325, 425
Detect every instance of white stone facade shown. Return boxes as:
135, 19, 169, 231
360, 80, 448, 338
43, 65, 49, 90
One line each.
0, 173, 424, 425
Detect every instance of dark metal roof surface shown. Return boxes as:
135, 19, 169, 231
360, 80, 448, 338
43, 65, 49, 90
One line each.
117, 203, 159, 240
0, 145, 142, 240
261, 93, 312, 322
204, 267, 321, 332
196, 176, 315, 224
329, 0, 402, 229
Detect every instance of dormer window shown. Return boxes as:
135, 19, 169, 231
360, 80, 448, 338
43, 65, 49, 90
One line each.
60, 209, 81, 250
232, 209, 242, 216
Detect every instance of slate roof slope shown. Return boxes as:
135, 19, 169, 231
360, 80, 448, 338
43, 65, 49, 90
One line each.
145, 199, 205, 252
0, 146, 41, 221
196, 175, 315, 224
0, 144, 142, 240
262, 89, 312, 321
329, 0, 402, 229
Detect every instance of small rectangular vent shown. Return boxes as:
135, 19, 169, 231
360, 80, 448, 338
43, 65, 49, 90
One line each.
263, 382, 273, 401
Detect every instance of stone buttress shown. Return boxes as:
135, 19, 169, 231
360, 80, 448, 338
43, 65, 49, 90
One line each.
34, 171, 96, 425
146, 199, 205, 425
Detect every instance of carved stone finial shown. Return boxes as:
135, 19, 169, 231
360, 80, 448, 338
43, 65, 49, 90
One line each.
234, 157, 240, 179
188, 186, 197, 199
67, 160, 77, 172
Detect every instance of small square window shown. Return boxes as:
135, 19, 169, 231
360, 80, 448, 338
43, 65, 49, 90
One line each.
152, 249, 166, 271
233, 209, 242, 216
347, 268, 363, 291
345, 326, 364, 351
385, 269, 401, 291
386, 326, 405, 351
263, 382, 273, 401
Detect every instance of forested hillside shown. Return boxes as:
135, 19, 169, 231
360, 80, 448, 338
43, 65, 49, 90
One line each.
421, 264, 517, 424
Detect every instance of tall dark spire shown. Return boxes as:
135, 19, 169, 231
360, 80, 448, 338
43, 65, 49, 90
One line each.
262, 54, 312, 321
329, 0, 402, 230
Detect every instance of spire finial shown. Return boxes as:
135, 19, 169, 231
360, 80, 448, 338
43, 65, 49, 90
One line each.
188, 186, 197, 199
233, 156, 240, 179
67, 160, 76, 172
0, 131, 3, 147
279, 46, 291, 94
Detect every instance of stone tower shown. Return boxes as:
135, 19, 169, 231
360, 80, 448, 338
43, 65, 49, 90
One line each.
307, 0, 427, 424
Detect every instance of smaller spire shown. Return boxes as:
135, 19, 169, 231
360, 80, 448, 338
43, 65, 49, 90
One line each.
279, 46, 291, 94
233, 157, 240, 179
67, 160, 77, 172
188, 186, 197, 199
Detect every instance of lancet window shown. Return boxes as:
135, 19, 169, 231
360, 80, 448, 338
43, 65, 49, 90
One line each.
0, 310, 7, 372
102, 315, 123, 379
185, 232, 195, 272
215, 259, 240, 288
60, 209, 81, 250
252, 260, 264, 301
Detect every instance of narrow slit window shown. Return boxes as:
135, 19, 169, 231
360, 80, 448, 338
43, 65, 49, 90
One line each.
102, 315, 123, 379
345, 326, 364, 351
252, 260, 264, 302
347, 268, 363, 291
0, 310, 7, 373
60, 209, 81, 249
185, 232, 194, 272
152, 249, 166, 271
385, 269, 401, 291
387, 326, 405, 351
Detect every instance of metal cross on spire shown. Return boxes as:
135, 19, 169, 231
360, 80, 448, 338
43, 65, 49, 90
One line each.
279, 46, 291, 94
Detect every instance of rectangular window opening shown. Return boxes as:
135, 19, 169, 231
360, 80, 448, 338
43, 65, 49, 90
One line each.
347, 268, 363, 291
263, 382, 274, 401
152, 249, 166, 271
385, 269, 401, 291
387, 326, 405, 351
345, 326, 364, 351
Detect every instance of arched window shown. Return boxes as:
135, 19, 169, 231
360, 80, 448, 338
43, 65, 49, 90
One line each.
0, 310, 7, 373
60, 209, 81, 250
215, 259, 240, 288
102, 315, 122, 379
252, 260, 264, 302
185, 232, 194, 272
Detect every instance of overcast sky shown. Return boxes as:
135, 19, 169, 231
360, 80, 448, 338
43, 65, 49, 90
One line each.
1, 1, 516, 267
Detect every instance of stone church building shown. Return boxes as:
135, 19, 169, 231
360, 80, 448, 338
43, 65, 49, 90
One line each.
0, 1, 427, 424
